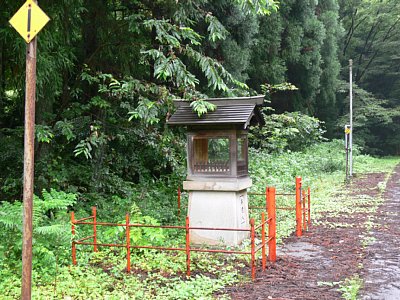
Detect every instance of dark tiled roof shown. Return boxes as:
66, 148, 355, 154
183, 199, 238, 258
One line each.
167, 96, 264, 128
168, 104, 256, 127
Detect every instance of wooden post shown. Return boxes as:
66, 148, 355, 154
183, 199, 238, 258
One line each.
268, 187, 276, 262
8, 2, 50, 297
126, 213, 130, 273
92, 207, 97, 252
71, 212, 77, 266
22, 33, 37, 300
295, 177, 302, 237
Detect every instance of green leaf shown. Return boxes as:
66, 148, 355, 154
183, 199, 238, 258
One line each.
190, 100, 217, 117
35, 125, 54, 144
205, 14, 229, 42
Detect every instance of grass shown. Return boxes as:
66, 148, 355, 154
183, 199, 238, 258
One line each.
353, 155, 400, 174
339, 275, 363, 300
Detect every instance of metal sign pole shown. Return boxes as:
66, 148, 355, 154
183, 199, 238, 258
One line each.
349, 59, 353, 177
21, 33, 37, 300
345, 125, 350, 181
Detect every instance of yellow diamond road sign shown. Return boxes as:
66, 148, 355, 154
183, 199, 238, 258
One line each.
9, 0, 50, 43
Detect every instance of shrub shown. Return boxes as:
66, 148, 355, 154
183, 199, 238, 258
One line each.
249, 111, 326, 153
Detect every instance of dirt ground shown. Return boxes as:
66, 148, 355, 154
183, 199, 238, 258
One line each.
359, 165, 400, 300
224, 164, 400, 300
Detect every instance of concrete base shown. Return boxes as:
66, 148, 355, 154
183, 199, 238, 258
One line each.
185, 177, 252, 246
183, 177, 252, 191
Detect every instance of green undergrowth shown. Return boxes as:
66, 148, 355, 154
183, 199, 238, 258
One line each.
1, 246, 245, 299
1, 264, 237, 300
1, 140, 399, 299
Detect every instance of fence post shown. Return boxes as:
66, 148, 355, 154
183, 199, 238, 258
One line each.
92, 206, 97, 252
250, 218, 256, 281
308, 187, 311, 226
302, 190, 307, 231
185, 216, 191, 277
178, 187, 181, 220
71, 211, 77, 265
126, 213, 131, 273
295, 177, 302, 237
261, 212, 266, 271
268, 187, 277, 262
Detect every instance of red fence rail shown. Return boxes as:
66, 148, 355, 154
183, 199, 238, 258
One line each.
71, 188, 277, 281
177, 177, 311, 237
177, 177, 311, 236
247, 177, 311, 237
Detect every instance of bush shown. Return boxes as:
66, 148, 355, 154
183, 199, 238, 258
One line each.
249, 111, 326, 153
248, 139, 346, 192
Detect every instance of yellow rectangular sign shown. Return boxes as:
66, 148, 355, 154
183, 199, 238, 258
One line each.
9, 0, 50, 43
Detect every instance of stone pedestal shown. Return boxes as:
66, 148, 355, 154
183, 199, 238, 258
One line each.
183, 177, 251, 246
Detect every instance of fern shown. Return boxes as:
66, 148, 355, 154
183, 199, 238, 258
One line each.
0, 202, 22, 230
35, 224, 70, 241
36, 189, 77, 211
0, 189, 77, 265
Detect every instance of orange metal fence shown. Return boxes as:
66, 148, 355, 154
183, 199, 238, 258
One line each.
177, 177, 311, 236
247, 177, 311, 237
71, 187, 277, 281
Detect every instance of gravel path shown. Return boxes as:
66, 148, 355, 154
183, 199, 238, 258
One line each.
360, 164, 400, 300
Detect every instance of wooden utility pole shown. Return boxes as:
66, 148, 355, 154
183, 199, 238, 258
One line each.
8, 1, 50, 298
21, 35, 37, 300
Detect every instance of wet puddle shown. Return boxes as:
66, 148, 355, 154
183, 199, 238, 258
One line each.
278, 241, 332, 266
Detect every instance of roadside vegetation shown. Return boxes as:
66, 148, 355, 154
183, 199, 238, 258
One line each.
1, 0, 400, 299
1, 139, 398, 299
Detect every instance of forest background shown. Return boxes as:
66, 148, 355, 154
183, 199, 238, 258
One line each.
1, 0, 400, 201
0, 0, 400, 298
